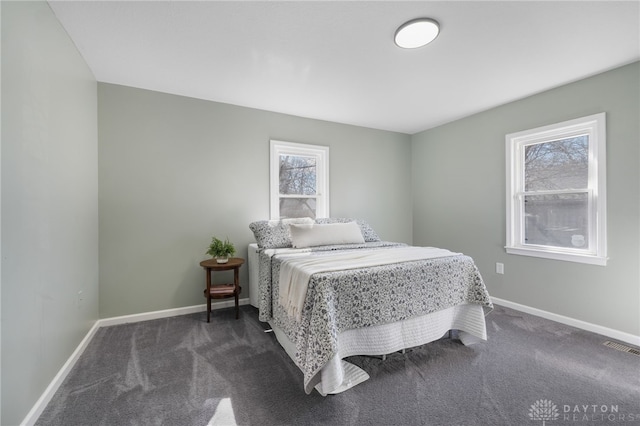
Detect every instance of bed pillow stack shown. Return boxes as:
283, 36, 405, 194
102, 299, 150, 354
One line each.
249, 217, 381, 248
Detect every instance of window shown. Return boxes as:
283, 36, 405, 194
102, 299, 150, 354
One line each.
506, 113, 607, 265
270, 140, 329, 219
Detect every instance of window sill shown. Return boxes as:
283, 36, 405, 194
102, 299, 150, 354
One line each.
505, 246, 608, 266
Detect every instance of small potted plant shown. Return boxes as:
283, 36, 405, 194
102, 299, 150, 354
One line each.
206, 236, 236, 263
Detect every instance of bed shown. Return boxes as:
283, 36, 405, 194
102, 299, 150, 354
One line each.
248, 218, 493, 395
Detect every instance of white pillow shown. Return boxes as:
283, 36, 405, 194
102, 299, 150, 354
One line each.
290, 222, 365, 248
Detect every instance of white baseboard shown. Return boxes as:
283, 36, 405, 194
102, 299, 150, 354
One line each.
491, 297, 640, 347
98, 298, 250, 327
21, 298, 250, 426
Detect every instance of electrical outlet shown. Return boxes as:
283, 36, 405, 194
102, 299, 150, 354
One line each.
77, 290, 84, 307
496, 262, 504, 274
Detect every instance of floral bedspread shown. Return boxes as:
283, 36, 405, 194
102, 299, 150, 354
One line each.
257, 242, 493, 394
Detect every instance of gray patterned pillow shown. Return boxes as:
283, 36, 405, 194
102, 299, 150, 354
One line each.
314, 218, 381, 242
249, 218, 314, 248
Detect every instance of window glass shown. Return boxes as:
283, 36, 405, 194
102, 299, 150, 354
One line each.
524, 136, 589, 191
279, 198, 317, 219
279, 155, 317, 195
523, 193, 589, 248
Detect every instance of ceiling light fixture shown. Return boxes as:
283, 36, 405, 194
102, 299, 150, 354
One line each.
394, 18, 440, 49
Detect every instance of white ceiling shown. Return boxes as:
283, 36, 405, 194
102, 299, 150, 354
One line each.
48, 1, 640, 134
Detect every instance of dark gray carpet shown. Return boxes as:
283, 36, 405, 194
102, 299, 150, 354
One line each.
36, 305, 640, 426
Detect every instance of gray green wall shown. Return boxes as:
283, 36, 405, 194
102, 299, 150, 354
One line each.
1, 2, 99, 425
98, 83, 412, 318
412, 62, 640, 336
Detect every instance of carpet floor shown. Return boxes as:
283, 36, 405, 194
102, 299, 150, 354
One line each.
35, 304, 640, 426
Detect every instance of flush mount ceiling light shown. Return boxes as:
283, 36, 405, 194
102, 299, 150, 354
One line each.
394, 18, 440, 49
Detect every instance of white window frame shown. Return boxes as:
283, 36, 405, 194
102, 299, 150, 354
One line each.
269, 140, 329, 220
505, 113, 607, 266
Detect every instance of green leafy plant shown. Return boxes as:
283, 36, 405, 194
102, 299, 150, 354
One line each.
206, 236, 236, 258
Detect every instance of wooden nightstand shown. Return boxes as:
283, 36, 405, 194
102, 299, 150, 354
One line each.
199, 257, 244, 322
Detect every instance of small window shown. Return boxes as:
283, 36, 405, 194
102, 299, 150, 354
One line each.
505, 113, 607, 265
270, 140, 329, 219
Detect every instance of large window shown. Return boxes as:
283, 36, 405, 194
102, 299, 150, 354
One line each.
270, 140, 329, 219
505, 113, 607, 265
